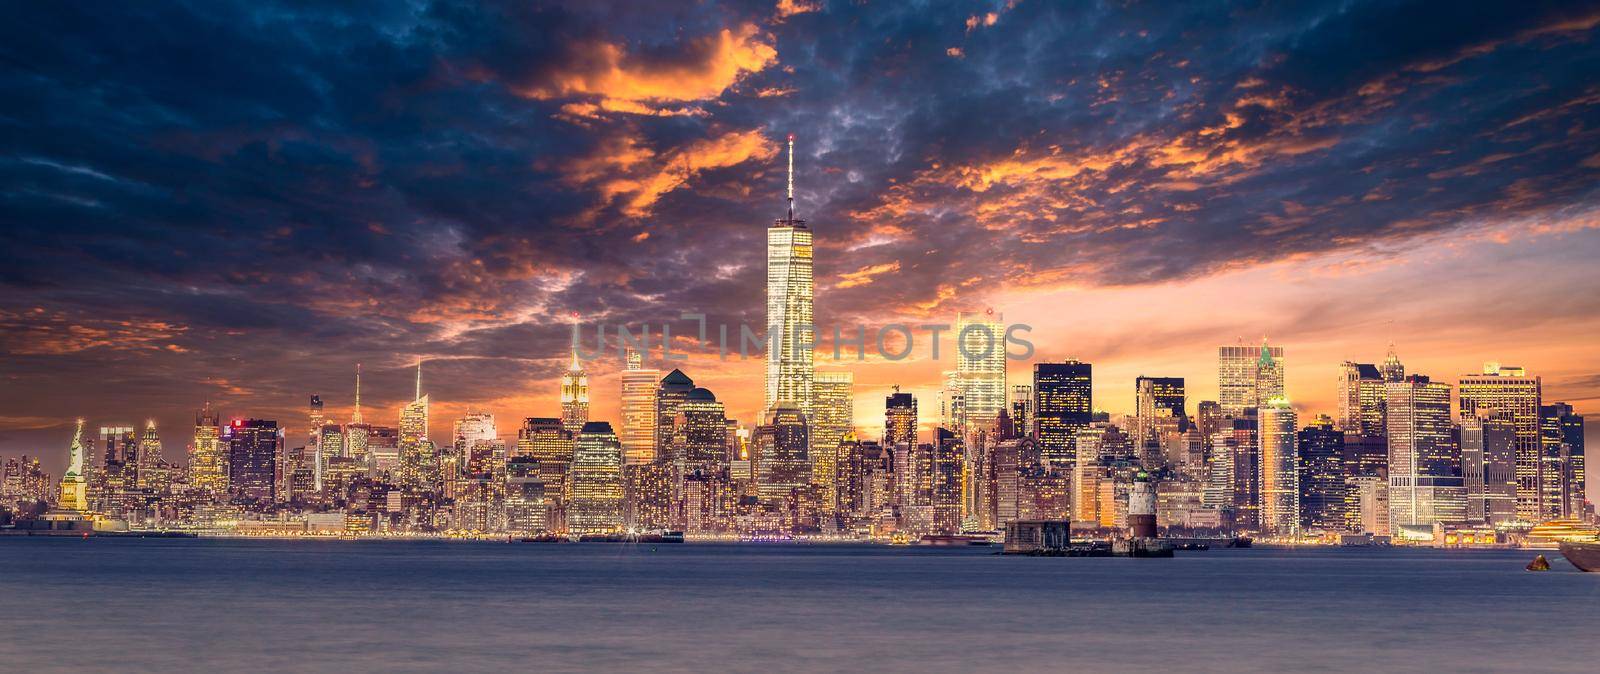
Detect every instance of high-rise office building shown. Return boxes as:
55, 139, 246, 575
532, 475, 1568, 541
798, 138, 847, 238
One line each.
765, 134, 814, 417
1297, 415, 1348, 531
568, 421, 623, 535
1337, 361, 1387, 437
675, 388, 729, 467
191, 403, 226, 496
560, 350, 590, 435
654, 369, 695, 459
1034, 361, 1092, 468
757, 402, 809, 503
1009, 384, 1034, 438
515, 417, 573, 532
224, 418, 279, 503
951, 311, 1006, 428
1539, 403, 1585, 520
398, 364, 435, 491
931, 427, 963, 534
1457, 363, 1542, 523
135, 420, 162, 489
1258, 398, 1298, 536
1218, 340, 1284, 417
811, 371, 853, 508
1135, 376, 1186, 423
1458, 412, 1517, 525
1388, 375, 1463, 528
619, 349, 661, 465
1380, 344, 1405, 383
884, 389, 917, 448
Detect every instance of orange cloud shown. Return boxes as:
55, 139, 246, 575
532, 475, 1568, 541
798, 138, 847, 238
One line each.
835, 261, 901, 289
774, 0, 822, 21
566, 128, 778, 218
512, 23, 777, 115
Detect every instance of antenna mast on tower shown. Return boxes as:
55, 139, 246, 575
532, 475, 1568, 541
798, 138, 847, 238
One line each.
352, 363, 363, 424
786, 133, 795, 222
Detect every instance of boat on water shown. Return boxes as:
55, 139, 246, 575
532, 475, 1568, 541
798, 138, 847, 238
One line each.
1557, 541, 1600, 572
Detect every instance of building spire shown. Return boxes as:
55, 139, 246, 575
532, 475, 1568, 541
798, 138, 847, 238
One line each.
415, 360, 423, 401
786, 132, 795, 222
352, 363, 363, 424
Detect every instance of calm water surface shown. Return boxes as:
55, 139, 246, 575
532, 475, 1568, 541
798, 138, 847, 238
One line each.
1, 538, 1597, 673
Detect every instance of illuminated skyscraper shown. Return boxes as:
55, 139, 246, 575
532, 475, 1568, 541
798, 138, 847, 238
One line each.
1009, 384, 1034, 438
884, 389, 917, 447
1336, 362, 1386, 437
1459, 411, 1517, 525
1218, 340, 1284, 417
1380, 344, 1405, 383
1034, 361, 1092, 468
1539, 403, 1585, 519
810, 371, 853, 508
398, 363, 436, 491
568, 421, 624, 535
135, 420, 162, 489
765, 133, 814, 417
619, 349, 661, 465
1297, 415, 1348, 531
757, 403, 809, 503
516, 417, 573, 533
560, 349, 590, 435
675, 388, 729, 467
1388, 375, 1463, 528
952, 311, 1006, 428
190, 402, 226, 496
1258, 398, 1298, 536
225, 418, 280, 503
1457, 363, 1542, 523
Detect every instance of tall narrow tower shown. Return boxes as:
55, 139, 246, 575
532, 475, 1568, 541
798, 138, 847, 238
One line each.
765, 133, 815, 417
561, 348, 590, 435
351, 363, 364, 424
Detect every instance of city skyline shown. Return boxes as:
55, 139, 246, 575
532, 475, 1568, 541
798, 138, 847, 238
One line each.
3, 2, 1600, 485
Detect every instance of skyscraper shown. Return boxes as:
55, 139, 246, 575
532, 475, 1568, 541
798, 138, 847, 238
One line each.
765, 133, 814, 417
191, 403, 226, 497
884, 389, 917, 448
568, 421, 623, 535
951, 311, 1006, 428
1388, 375, 1463, 528
1458, 411, 1517, 525
1034, 361, 1092, 468
135, 420, 162, 489
1297, 415, 1348, 531
619, 349, 661, 465
811, 371, 853, 508
674, 388, 729, 467
1218, 340, 1284, 417
224, 418, 279, 503
1257, 398, 1298, 536
1336, 361, 1386, 437
1135, 376, 1186, 422
1457, 363, 1542, 523
757, 402, 810, 503
560, 350, 590, 435
398, 363, 435, 491
1009, 384, 1034, 438
1380, 344, 1405, 383
1538, 403, 1585, 519
654, 369, 695, 459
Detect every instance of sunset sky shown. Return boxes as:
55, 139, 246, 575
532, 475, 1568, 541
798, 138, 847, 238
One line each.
2, 1, 1598, 477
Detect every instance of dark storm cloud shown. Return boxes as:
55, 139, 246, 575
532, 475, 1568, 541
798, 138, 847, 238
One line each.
1, 0, 1598, 458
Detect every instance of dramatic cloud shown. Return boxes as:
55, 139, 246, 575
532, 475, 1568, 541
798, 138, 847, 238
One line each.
1, 0, 1597, 477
